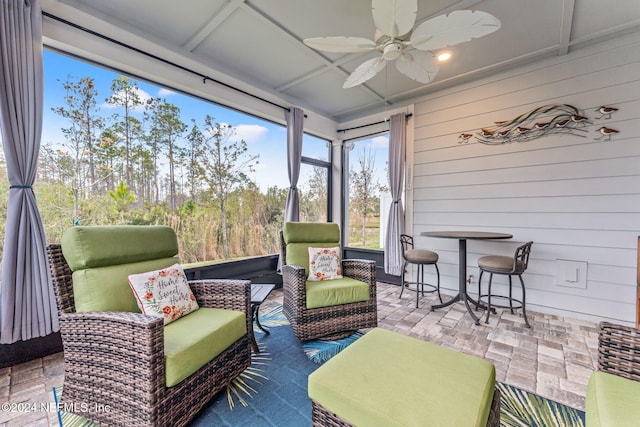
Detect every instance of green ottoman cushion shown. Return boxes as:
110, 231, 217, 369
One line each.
586, 371, 640, 427
308, 327, 496, 427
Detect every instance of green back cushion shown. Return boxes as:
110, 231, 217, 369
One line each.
61, 226, 179, 313
309, 328, 496, 427
586, 371, 640, 427
283, 222, 340, 272
164, 307, 246, 387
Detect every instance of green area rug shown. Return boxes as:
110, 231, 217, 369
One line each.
53, 306, 585, 426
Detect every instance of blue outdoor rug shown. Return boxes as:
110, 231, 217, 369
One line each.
54, 306, 585, 426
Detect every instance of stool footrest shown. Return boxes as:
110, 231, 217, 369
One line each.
402, 281, 438, 293
479, 294, 523, 310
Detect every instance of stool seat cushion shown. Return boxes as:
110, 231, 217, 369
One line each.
478, 255, 524, 273
308, 327, 496, 427
404, 248, 438, 263
586, 371, 640, 427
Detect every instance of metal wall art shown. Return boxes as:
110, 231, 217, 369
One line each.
459, 103, 619, 145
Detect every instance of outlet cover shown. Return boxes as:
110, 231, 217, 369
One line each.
555, 259, 588, 289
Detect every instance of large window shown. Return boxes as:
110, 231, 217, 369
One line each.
0, 50, 330, 263
344, 134, 390, 249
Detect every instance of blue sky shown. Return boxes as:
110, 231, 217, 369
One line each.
41, 49, 388, 193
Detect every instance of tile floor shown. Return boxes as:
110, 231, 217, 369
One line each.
0, 282, 599, 426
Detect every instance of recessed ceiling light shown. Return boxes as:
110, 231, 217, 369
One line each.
437, 51, 452, 62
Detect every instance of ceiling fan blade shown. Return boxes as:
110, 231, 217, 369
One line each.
303, 36, 377, 53
372, 0, 417, 38
395, 50, 439, 84
343, 56, 386, 88
411, 10, 501, 51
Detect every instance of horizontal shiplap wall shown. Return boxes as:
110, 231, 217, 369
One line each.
411, 32, 640, 325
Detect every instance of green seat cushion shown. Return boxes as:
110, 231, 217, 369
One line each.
61, 225, 180, 313
586, 371, 640, 427
306, 277, 370, 309
164, 307, 247, 387
309, 328, 496, 427
72, 257, 178, 313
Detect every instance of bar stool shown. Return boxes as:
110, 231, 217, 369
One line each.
477, 241, 533, 327
399, 234, 442, 308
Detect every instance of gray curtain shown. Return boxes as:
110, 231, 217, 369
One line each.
0, 0, 59, 344
384, 113, 406, 276
284, 107, 304, 222
278, 107, 304, 272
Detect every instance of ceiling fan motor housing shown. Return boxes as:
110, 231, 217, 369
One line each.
383, 43, 402, 60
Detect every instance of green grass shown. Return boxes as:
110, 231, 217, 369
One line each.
347, 214, 383, 249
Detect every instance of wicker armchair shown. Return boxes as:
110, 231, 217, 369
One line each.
280, 222, 377, 341
596, 322, 640, 381
585, 321, 640, 426
47, 226, 251, 427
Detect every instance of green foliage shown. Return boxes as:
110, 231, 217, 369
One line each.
300, 166, 327, 222
109, 180, 135, 212
199, 115, 260, 260
0, 73, 336, 264
349, 145, 385, 246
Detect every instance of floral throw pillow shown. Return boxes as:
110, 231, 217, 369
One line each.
128, 263, 199, 325
307, 246, 343, 281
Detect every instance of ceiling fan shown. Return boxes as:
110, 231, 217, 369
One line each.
303, 0, 501, 88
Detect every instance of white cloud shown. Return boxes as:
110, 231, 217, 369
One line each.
252, 160, 288, 191
372, 135, 389, 148
232, 124, 269, 143
200, 123, 268, 144
158, 88, 176, 97
102, 87, 152, 113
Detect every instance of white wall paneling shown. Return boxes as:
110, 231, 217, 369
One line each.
410, 32, 640, 325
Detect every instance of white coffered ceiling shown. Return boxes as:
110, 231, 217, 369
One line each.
41, 0, 640, 124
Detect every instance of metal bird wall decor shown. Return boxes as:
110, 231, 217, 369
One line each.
459, 104, 619, 145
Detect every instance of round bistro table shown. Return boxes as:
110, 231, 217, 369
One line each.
421, 231, 513, 325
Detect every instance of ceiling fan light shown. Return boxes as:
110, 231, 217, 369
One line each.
437, 50, 452, 62
383, 43, 402, 60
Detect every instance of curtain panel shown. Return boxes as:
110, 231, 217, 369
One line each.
0, 0, 59, 343
284, 107, 304, 222
279, 107, 304, 272
384, 113, 406, 276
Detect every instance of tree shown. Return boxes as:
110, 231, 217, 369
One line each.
109, 180, 135, 218
96, 129, 122, 191
349, 145, 385, 246
52, 76, 104, 224
105, 76, 143, 189
144, 98, 163, 204
185, 119, 206, 199
200, 115, 259, 259
153, 100, 187, 210
300, 165, 327, 222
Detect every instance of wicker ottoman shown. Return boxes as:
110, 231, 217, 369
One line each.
308, 328, 500, 427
